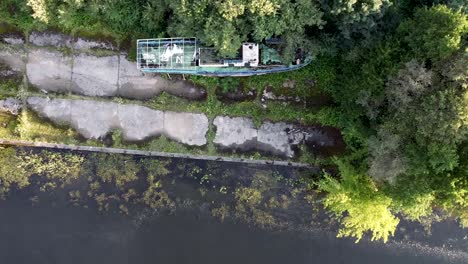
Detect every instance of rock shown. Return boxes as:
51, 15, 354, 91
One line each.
75, 37, 117, 51
3, 37, 24, 45
0, 69, 16, 78
262, 87, 276, 100
282, 79, 296, 89
213, 116, 257, 150
0, 22, 25, 45
29, 31, 73, 48
26, 48, 73, 92
0, 98, 22, 115
262, 87, 301, 104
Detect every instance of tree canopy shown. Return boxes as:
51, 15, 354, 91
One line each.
1, 0, 467, 244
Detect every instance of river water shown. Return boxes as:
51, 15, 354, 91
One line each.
0, 197, 466, 264
0, 154, 466, 264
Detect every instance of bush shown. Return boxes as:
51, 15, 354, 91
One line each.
218, 77, 240, 94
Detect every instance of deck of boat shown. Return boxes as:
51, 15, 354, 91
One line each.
137, 38, 198, 70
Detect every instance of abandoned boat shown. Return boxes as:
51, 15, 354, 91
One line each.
137, 38, 311, 77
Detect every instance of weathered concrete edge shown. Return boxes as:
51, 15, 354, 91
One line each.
0, 139, 313, 169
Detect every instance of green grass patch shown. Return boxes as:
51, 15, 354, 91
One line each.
17, 110, 79, 144
189, 56, 337, 100
145, 91, 330, 127
0, 79, 21, 96
0, 112, 18, 138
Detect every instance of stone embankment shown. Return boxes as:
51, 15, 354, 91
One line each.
27, 97, 209, 146
25, 97, 343, 158
0, 31, 206, 100
0, 139, 313, 168
0, 30, 346, 159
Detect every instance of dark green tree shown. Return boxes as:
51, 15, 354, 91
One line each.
397, 5, 468, 60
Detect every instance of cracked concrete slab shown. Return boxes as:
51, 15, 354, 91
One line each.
117, 104, 164, 141
213, 116, 338, 158
118, 56, 164, 99
0, 45, 25, 72
69, 100, 119, 139
27, 97, 71, 124
1, 38, 206, 101
257, 122, 303, 158
26, 48, 73, 92
118, 56, 206, 100
27, 97, 208, 146
164, 111, 208, 146
71, 53, 119, 96
213, 116, 257, 150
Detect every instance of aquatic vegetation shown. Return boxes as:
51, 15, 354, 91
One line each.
141, 174, 175, 210
122, 188, 137, 202
19, 150, 84, 185
0, 147, 29, 196
219, 186, 228, 194
235, 187, 263, 207
69, 190, 81, 205
94, 193, 110, 212
0, 112, 17, 139
119, 204, 129, 215
211, 204, 230, 222
88, 181, 101, 197
141, 159, 171, 176
0, 148, 84, 195
234, 185, 278, 228
94, 153, 139, 189
17, 110, 78, 144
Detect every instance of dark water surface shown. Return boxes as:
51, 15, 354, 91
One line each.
0, 194, 466, 264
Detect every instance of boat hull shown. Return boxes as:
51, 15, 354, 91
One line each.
140, 61, 311, 77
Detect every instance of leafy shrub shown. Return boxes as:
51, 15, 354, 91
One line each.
218, 77, 240, 94
318, 159, 399, 243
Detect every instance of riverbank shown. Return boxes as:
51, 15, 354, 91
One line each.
0, 26, 345, 164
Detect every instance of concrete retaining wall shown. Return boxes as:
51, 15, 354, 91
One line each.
0, 139, 313, 168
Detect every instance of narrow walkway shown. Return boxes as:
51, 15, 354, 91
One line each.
27, 97, 209, 146
0, 139, 313, 168
0, 33, 206, 100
